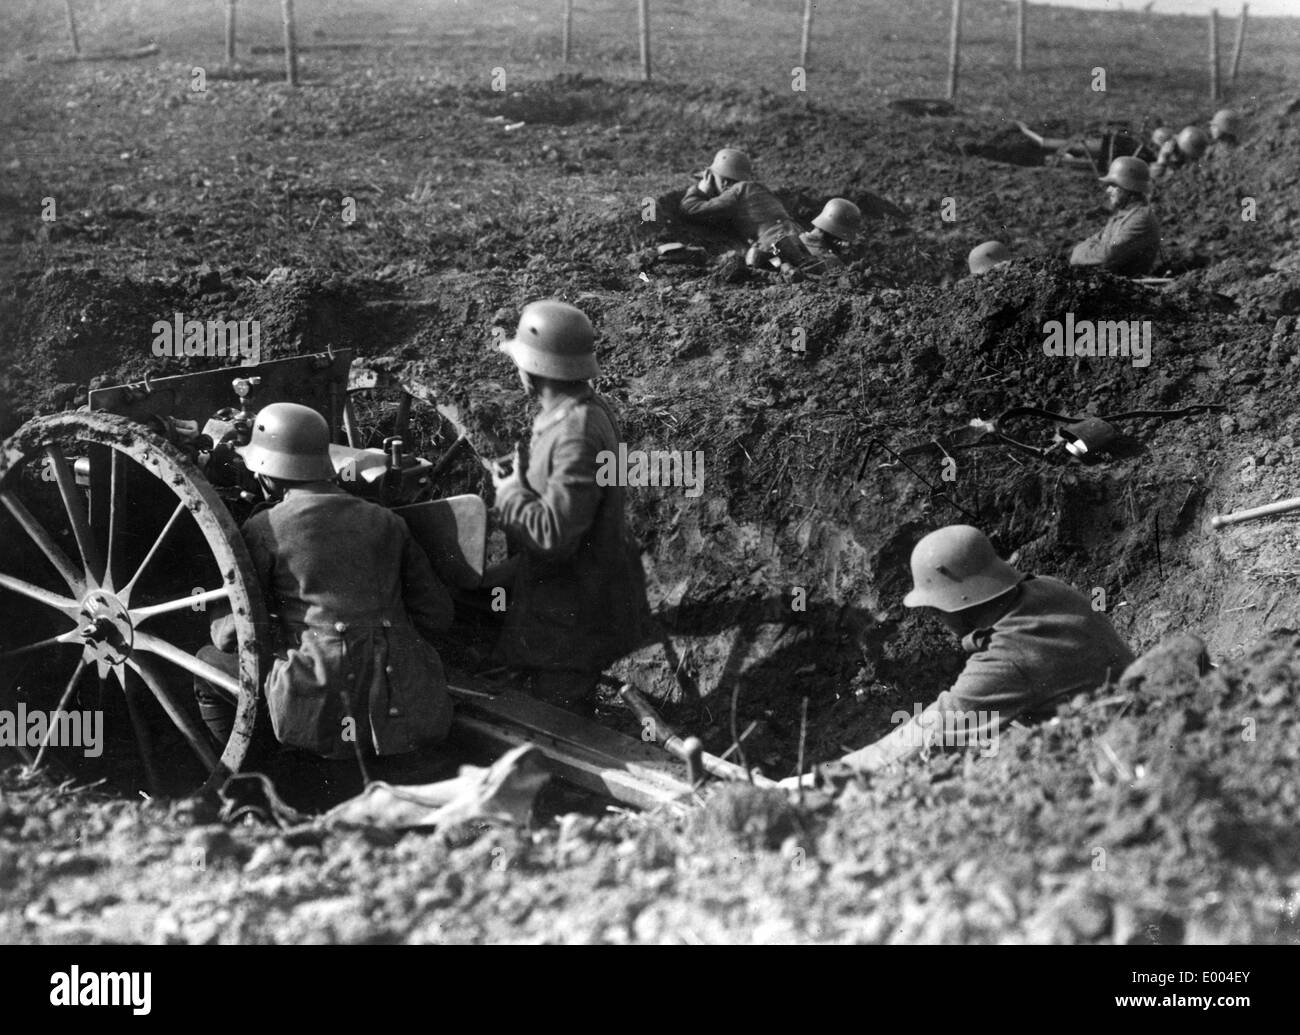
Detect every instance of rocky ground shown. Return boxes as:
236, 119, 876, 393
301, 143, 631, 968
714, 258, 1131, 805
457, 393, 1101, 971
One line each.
1, 0, 1299, 943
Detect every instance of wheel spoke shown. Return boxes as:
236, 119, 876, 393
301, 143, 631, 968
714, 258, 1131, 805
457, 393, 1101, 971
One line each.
118, 669, 164, 796
0, 572, 81, 618
131, 586, 230, 623
104, 448, 123, 590
43, 446, 103, 587
0, 628, 81, 660
0, 489, 86, 595
128, 657, 220, 773
31, 657, 88, 771
119, 500, 187, 603
133, 631, 241, 704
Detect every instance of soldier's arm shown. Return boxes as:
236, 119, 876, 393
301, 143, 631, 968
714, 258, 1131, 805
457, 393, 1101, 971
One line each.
1069, 231, 1108, 266
680, 183, 739, 221
495, 430, 602, 562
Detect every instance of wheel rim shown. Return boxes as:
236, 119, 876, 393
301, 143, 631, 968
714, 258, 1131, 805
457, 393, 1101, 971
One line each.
0, 412, 267, 794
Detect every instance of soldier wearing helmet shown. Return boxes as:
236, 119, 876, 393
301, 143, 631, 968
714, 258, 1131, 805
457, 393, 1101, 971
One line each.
1153, 124, 1210, 177
968, 240, 1011, 277
488, 300, 652, 714
679, 147, 814, 274
783, 525, 1134, 784
1069, 155, 1162, 276
194, 402, 456, 761
799, 198, 863, 272
1209, 109, 1240, 143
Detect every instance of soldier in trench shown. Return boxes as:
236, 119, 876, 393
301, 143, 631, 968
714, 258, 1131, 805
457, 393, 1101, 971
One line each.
678, 147, 815, 276
483, 299, 653, 715
1068, 156, 1162, 277
782, 525, 1135, 788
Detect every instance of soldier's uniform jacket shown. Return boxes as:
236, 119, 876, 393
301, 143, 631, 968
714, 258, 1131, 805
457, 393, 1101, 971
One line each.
218, 485, 455, 758
799, 231, 847, 272
679, 180, 796, 242
494, 389, 651, 674
1069, 202, 1161, 276
839, 575, 1135, 772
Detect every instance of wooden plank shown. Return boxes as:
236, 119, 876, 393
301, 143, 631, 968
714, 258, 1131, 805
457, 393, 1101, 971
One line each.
448, 685, 695, 810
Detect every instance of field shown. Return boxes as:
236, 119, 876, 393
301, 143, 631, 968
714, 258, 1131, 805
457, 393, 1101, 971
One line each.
2, 0, 1300, 944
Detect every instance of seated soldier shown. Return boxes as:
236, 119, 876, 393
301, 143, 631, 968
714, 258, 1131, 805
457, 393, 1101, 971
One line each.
799, 198, 863, 273
783, 525, 1135, 786
679, 147, 813, 274
194, 402, 454, 764
1069, 156, 1161, 277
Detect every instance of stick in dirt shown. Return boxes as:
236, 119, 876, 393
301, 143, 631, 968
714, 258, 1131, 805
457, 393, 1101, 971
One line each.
638, 0, 651, 82
226, 0, 237, 66
800, 0, 813, 71
562, 0, 573, 64
64, 0, 81, 56
1208, 7, 1220, 102
1015, 0, 1026, 73
947, 0, 963, 100
282, 0, 299, 87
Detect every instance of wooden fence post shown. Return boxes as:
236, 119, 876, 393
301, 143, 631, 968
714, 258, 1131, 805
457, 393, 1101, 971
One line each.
225, 0, 237, 66
1016, 0, 1026, 73
282, 0, 299, 87
562, 0, 573, 64
64, 0, 81, 56
638, 0, 651, 81
947, 0, 962, 100
1208, 7, 1220, 102
1230, 3, 1248, 83
800, 0, 813, 70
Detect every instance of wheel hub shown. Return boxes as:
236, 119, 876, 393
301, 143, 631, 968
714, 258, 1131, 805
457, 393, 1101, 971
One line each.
79, 589, 133, 667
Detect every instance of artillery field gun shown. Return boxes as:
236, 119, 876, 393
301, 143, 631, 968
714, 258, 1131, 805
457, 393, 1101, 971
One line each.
0, 350, 716, 808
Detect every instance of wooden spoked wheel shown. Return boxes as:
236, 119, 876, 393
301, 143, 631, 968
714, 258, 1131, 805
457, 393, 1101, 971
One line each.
0, 412, 267, 795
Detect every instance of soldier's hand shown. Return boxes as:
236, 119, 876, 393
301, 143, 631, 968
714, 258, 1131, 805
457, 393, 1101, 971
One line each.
490, 443, 527, 494
696, 174, 714, 195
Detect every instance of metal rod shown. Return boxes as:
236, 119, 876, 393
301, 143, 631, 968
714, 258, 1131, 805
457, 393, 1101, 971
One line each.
1211, 496, 1300, 529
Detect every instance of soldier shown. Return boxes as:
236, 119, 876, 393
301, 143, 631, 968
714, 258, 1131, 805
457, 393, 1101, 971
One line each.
488, 300, 652, 714
1208, 108, 1242, 148
799, 198, 863, 272
1012, 120, 1157, 166
193, 403, 455, 763
1069, 156, 1161, 277
679, 147, 812, 273
1152, 125, 1209, 177
968, 240, 1011, 277
784, 525, 1135, 785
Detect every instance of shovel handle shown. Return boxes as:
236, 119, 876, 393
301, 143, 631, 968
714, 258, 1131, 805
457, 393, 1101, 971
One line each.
1211, 496, 1300, 528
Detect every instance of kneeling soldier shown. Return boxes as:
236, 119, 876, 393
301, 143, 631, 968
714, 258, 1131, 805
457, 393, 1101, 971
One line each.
785, 525, 1134, 785
194, 403, 455, 761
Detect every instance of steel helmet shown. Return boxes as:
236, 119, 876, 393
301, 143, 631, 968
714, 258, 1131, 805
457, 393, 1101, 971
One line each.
968, 240, 1011, 276
499, 299, 600, 381
903, 525, 1024, 612
1100, 155, 1152, 195
708, 148, 753, 182
1209, 109, 1240, 138
238, 402, 336, 482
1151, 126, 1174, 147
1177, 125, 1210, 159
812, 198, 864, 242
